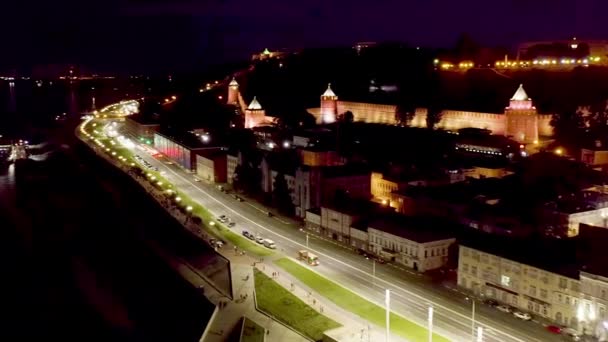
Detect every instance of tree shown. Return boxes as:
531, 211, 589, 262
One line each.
272, 173, 294, 215
337, 111, 354, 123
426, 104, 443, 129
551, 108, 586, 151
395, 104, 414, 126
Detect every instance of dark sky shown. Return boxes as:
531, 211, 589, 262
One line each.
1, 0, 607, 73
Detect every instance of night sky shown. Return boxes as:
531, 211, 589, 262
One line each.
2, 0, 608, 73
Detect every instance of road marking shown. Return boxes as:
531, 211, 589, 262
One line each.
115, 124, 539, 342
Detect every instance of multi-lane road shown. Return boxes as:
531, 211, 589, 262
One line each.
113, 121, 567, 342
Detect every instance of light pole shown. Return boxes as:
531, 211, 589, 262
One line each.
476, 326, 483, 342
306, 233, 309, 248
428, 306, 434, 342
466, 297, 476, 340
385, 289, 390, 342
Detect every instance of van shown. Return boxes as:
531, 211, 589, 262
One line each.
262, 239, 276, 249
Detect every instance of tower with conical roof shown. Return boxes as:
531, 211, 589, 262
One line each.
320, 83, 338, 123
505, 84, 538, 143
228, 78, 239, 105
245, 96, 266, 128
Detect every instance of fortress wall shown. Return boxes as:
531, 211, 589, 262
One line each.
437, 110, 505, 135
337, 101, 397, 124
538, 114, 554, 136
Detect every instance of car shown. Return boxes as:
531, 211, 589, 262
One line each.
228, 222, 236, 228
513, 311, 532, 320
214, 240, 224, 248
483, 299, 499, 307
218, 215, 227, 220
256, 236, 265, 244
496, 305, 511, 313
545, 325, 562, 334
242, 230, 252, 238
562, 328, 581, 340
246, 233, 256, 241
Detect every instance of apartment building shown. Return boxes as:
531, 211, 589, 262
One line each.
458, 238, 581, 328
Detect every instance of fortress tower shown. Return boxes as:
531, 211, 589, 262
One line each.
505, 84, 538, 143
228, 78, 239, 105
245, 96, 266, 128
320, 83, 338, 123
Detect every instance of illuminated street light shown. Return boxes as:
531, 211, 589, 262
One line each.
175, 196, 182, 202
385, 289, 390, 342
209, 221, 216, 226
555, 148, 563, 156
157, 181, 163, 186
428, 306, 434, 342
171, 95, 177, 100
283, 141, 290, 148
186, 206, 193, 212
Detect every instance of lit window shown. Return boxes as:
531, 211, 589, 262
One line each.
501, 275, 511, 287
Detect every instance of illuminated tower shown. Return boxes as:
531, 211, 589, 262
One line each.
228, 78, 239, 105
505, 84, 538, 143
320, 83, 338, 123
245, 96, 266, 128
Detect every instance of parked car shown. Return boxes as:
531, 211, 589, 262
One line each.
228, 222, 236, 228
513, 311, 532, 321
545, 325, 562, 334
562, 328, 581, 340
242, 230, 252, 238
496, 305, 511, 313
483, 299, 499, 307
256, 236, 265, 244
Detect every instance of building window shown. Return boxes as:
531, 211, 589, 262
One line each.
527, 301, 533, 311
462, 248, 469, 257
425, 250, 428, 258
559, 278, 567, 289
571, 282, 580, 292
501, 275, 510, 287
463, 263, 469, 273
530, 286, 537, 297
602, 290, 607, 300
540, 289, 547, 299
542, 306, 548, 316
471, 266, 478, 277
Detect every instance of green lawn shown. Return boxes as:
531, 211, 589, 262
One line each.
254, 269, 341, 341
241, 317, 265, 342
274, 258, 449, 342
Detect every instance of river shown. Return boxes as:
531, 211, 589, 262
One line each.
0, 79, 215, 342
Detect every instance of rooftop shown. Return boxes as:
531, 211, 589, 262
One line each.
322, 83, 337, 98
156, 129, 219, 151
368, 215, 457, 243
248, 96, 263, 110
196, 148, 227, 160
229, 78, 239, 87
511, 84, 531, 101
461, 231, 581, 279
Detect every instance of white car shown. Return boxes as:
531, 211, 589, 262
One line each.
513, 311, 532, 320
562, 328, 581, 340
496, 305, 511, 313
256, 236, 265, 244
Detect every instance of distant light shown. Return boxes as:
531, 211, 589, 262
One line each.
214, 81, 218, 84
186, 206, 193, 211
283, 141, 290, 148
157, 181, 163, 186
433, 59, 439, 65
533, 139, 539, 145
209, 221, 216, 226
519, 144, 524, 149
382, 199, 388, 205
175, 196, 182, 202
171, 95, 177, 100
164, 98, 169, 103
201, 134, 210, 143
267, 142, 275, 149
555, 148, 563, 156
218, 95, 223, 100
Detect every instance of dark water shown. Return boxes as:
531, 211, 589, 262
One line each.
0, 82, 215, 342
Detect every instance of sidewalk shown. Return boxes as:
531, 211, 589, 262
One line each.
202, 252, 309, 342
254, 256, 409, 342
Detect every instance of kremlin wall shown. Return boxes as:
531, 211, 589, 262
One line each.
308, 84, 553, 143
228, 76, 553, 143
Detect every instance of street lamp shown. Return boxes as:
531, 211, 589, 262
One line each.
476, 327, 483, 342
385, 289, 390, 342
466, 297, 476, 340
428, 306, 434, 342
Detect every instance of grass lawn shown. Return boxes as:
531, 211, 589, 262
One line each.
274, 258, 449, 342
254, 269, 341, 341
241, 317, 265, 342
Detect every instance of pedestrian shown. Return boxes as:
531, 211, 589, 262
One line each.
266, 329, 269, 335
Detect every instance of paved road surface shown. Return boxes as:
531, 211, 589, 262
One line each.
120, 124, 568, 342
